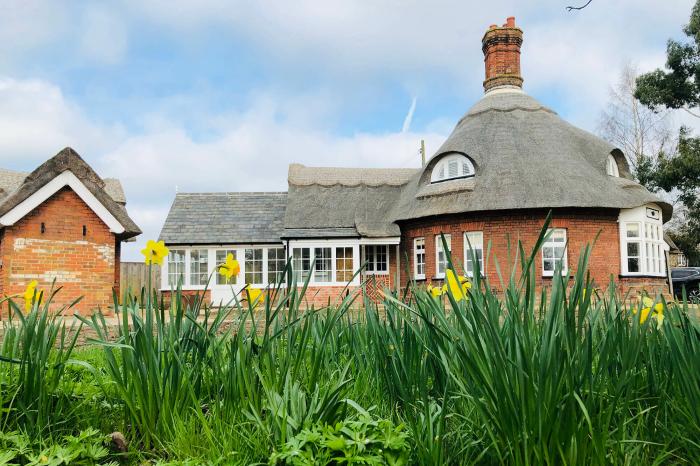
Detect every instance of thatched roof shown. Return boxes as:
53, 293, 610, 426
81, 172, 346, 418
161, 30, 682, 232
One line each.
391, 89, 672, 223
0, 147, 140, 238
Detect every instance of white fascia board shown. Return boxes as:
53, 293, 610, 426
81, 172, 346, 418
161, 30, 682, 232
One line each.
0, 170, 125, 234
359, 237, 401, 245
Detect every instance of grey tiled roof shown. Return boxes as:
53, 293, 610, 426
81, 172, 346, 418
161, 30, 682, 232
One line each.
159, 192, 287, 244
0, 148, 140, 238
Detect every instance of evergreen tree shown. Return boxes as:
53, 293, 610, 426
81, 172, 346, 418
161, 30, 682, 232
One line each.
636, 0, 700, 265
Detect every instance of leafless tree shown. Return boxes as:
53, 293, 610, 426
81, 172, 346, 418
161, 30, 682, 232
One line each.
567, 0, 593, 11
597, 63, 674, 175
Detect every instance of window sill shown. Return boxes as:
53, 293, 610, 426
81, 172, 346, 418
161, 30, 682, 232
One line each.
414, 276, 426, 282
619, 274, 668, 279
365, 272, 390, 276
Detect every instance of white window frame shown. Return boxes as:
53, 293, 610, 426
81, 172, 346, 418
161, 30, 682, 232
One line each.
430, 154, 475, 183
161, 244, 286, 291
464, 231, 484, 277
619, 204, 667, 277
167, 249, 186, 288
413, 237, 426, 280
215, 249, 239, 285
288, 239, 361, 286
189, 248, 209, 287
435, 234, 452, 278
606, 154, 620, 177
335, 246, 355, 283
365, 244, 389, 275
313, 246, 333, 283
541, 228, 568, 277
267, 247, 286, 284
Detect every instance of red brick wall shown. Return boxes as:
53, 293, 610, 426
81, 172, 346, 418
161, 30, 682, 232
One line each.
482, 17, 524, 91
0, 187, 119, 315
398, 208, 668, 297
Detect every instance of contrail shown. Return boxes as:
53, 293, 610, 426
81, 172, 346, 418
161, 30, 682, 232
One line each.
401, 97, 417, 133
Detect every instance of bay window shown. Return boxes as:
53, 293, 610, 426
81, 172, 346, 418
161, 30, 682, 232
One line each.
542, 228, 567, 276
464, 231, 484, 277
435, 234, 451, 278
620, 205, 666, 276
414, 238, 425, 279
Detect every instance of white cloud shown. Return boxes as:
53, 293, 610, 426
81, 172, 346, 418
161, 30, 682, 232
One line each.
98, 100, 446, 260
0, 77, 125, 167
80, 5, 128, 65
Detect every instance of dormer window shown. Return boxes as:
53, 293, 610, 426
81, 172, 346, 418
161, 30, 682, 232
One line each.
431, 154, 475, 183
606, 154, 620, 177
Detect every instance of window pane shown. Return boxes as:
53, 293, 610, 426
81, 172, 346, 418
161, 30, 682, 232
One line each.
245, 248, 263, 284
336, 247, 354, 282
216, 250, 238, 285
626, 223, 639, 238
436, 234, 451, 276
168, 250, 185, 287
627, 242, 639, 256
465, 232, 484, 275
628, 257, 639, 273
190, 250, 209, 286
293, 248, 311, 283
314, 247, 332, 282
267, 248, 286, 284
414, 238, 425, 278
542, 229, 567, 275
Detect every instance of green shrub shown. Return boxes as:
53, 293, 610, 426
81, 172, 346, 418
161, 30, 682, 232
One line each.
269, 413, 410, 466
0, 428, 116, 466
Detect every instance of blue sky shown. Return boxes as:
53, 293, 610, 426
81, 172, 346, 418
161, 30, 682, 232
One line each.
0, 0, 695, 260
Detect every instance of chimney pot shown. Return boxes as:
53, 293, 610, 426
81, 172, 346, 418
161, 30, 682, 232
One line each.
481, 16, 523, 92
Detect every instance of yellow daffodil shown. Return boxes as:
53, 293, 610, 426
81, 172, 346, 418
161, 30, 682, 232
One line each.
24, 280, 40, 311
634, 295, 665, 329
218, 253, 240, 282
428, 284, 442, 297
458, 275, 472, 294
141, 240, 169, 266
445, 269, 467, 301
246, 286, 262, 303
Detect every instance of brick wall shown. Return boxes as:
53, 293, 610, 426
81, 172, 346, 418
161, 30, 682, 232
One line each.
482, 17, 524, 91
398, 208, 668, 297
0, 187, 119, 315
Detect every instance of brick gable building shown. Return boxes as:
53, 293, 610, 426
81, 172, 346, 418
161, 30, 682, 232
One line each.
0, 148, 140, 314
160, 18, 672, 306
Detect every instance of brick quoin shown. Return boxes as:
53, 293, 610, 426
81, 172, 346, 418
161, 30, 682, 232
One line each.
398, 208, 669, 298
0, 187, 119, 315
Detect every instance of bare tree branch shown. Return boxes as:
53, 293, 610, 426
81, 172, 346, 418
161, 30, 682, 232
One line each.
566, 0, 593, 11
682, 107, 700, 119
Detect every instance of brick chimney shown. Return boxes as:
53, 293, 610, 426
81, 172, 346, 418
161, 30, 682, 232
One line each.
482, 16, 523, 92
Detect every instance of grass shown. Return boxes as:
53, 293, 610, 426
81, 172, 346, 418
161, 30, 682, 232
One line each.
1, 221, 699, 465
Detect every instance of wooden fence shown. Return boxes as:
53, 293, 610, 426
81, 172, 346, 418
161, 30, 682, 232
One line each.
120, 262, 161, 296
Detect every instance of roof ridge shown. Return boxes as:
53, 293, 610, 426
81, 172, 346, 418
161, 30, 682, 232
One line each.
176, 191, 288, 195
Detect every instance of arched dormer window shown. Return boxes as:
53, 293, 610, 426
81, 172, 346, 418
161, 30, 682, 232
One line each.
606, 153, 620, 177
431, 153, 475, 183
